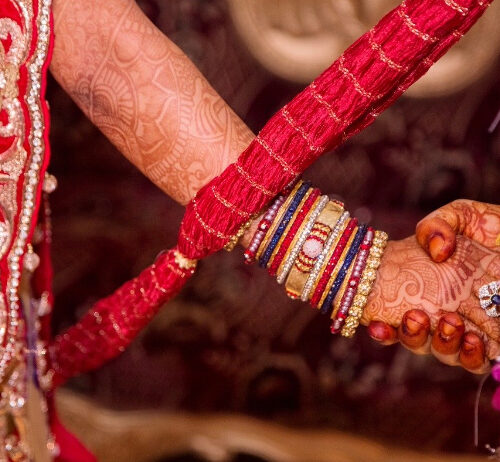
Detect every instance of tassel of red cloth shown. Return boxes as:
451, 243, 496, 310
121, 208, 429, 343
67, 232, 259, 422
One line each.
50, 0, 494, 385
50, 249, 195, 386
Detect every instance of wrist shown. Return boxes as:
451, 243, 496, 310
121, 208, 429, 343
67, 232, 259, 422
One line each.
359, 240, 393, 327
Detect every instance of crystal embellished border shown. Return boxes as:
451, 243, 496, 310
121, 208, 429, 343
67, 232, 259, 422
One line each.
0, 0, 52, 380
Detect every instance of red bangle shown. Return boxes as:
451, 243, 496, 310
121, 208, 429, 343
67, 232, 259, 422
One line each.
267, 188, 320, 276
309, 217, 358, 308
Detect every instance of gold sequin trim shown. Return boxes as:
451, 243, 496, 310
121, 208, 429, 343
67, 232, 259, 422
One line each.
211, 185, 251, 218
309, 83, 348, 126
256, 135, 298, 176
235, 162, 274, 197
338, 55, 384, 101
192, 196, 232, 240
443, 0, 468, 15
173, 249, 198, 270
368, 29, 408, 72
281, 106, 322, 153
180, 228, 206, 252
398, 1, 439, 43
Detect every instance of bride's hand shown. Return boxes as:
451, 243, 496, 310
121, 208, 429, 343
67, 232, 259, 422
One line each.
362, 232, 499, 374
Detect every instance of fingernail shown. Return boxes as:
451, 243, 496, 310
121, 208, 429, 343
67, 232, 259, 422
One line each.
461, 340, 475, 353
462, 333, 484, 355
429, 234, 445, 262
441, 320, 456, 337
403, 310, 430, 336
369, 322, 387, 341
405, 318, 423, 335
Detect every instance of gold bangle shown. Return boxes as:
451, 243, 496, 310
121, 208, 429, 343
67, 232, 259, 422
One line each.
282, 200, 344, 296
341, 230, 388, 337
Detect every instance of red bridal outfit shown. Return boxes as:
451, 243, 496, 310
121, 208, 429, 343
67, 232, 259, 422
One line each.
0, 0, 494, 460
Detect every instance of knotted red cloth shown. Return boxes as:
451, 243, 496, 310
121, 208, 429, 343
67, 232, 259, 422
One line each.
50, 0, 493, 385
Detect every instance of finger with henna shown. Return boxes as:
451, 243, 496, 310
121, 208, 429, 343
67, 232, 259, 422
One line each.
367, 321, 399, 345
431, 313, 465, 366
459, 332, 490, 374
398, 309, 431, 354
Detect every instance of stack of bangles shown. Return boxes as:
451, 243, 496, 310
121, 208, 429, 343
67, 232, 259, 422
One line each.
243, 180, 388, 337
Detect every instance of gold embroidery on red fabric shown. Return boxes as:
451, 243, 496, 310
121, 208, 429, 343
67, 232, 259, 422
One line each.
0, 1, 53, 457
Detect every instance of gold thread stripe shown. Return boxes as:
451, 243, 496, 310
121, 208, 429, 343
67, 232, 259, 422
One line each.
109, 313, 127, 341
180, 228, 206, 252
398, 2, 439, 43
211, 185, 251, 218
281, 106, 323, 153
150, 266, 168, 294
192, 197, 232, 240
309, 82, 348, 126
443, 0, 468, 15
368, 29, 408, 72
256, 135, 299, 176
338, 55, 384, 100
77, 323, 96, 341
74, 341, 88, 354
235, 162, 275, 197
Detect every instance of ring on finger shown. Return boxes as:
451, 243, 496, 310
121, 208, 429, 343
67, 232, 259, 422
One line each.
478, 281, 500, 318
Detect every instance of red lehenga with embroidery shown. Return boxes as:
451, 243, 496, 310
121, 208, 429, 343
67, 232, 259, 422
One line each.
0, 0, 495, 460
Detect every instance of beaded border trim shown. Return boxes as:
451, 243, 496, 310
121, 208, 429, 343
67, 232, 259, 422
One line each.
1, 0, 52, 381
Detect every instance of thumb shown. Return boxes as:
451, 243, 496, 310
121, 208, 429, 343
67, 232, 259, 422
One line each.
416, 200, 500, 262
415, 215, 456, 263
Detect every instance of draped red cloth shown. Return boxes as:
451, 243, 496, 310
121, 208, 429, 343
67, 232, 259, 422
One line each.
50, 0, 494, 385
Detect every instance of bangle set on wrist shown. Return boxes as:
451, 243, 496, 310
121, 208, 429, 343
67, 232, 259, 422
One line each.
241, 180, 388, 338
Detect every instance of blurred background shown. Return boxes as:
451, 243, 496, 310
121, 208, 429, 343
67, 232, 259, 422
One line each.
47, 1, 500, 461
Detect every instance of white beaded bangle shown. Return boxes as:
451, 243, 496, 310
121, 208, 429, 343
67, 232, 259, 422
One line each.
276, 195, 330, 284
300, 210, 350, 302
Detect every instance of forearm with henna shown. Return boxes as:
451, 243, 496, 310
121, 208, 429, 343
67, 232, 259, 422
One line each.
51, 0, 254, 205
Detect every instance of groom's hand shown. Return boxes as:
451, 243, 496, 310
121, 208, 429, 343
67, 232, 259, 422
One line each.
363, 231, 499, 373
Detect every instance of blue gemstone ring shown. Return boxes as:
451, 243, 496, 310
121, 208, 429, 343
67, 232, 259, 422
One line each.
478, 281, 500, 318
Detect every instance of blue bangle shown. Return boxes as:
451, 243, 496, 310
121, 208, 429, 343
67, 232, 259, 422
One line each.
259, 181, 312, 268
320, 224, 368, 315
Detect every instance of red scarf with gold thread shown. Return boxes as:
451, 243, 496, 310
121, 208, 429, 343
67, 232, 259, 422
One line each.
49, 0, 495, 385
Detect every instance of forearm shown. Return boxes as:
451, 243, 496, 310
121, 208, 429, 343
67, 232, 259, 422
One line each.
51, 0, 253, 205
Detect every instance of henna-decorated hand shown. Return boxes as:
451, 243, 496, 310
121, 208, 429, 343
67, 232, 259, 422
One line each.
362, 228, 500, 373
367, 200, 500, 373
